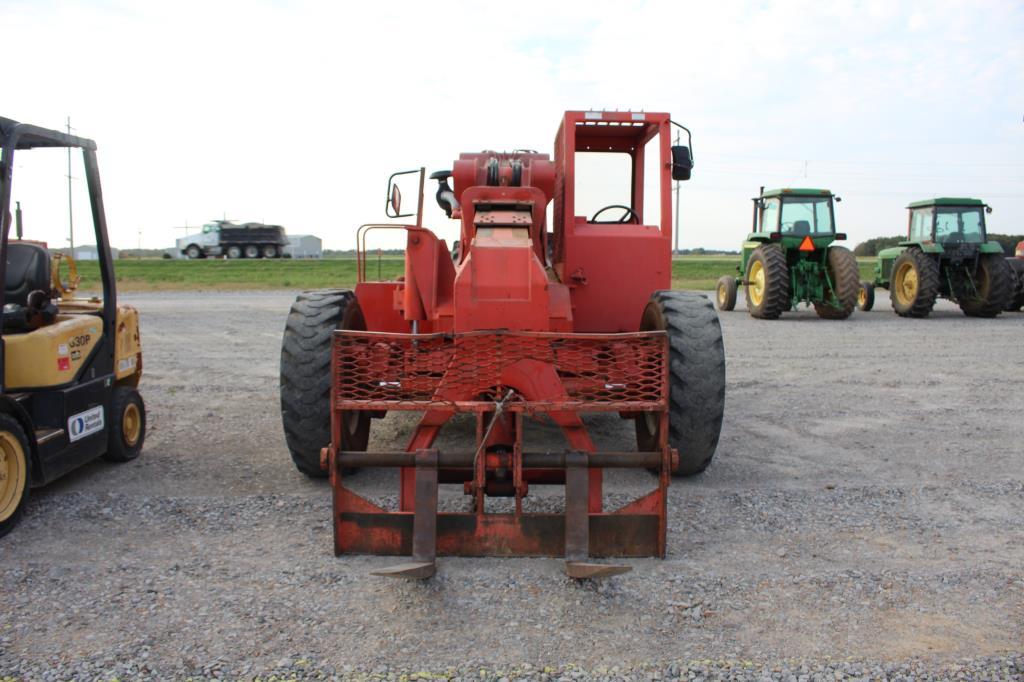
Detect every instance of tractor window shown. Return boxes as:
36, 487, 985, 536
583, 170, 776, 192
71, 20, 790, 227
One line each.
910, 209, 933, 241
936, 207, 984, 243
759, 198, 780, 232
574, 152, 632, 222
779, 197, 833, 234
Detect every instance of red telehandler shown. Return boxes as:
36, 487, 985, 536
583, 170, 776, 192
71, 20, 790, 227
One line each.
280, 111, 726, 578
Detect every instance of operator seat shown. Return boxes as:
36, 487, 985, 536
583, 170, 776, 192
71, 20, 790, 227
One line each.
4, 242, 57, 333
792, 220, 811, 235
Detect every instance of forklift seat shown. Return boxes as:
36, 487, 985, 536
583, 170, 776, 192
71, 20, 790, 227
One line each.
5, 242, 52, 307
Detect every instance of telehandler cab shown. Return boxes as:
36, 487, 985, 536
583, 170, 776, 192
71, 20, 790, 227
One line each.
280, 111, 726, 578
0, 117, 145, 538
716, 188, 859, 319
857, 198, 1012, 317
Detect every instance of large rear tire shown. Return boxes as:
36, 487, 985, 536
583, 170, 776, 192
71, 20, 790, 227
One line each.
813, 246, 860, 319
635, 291, 726, 477
959, 254, 1013, 318
890, 248, 940, 318
745, 245, 790, 319
0, 414, 31, 540
280, 290, 370, 478
1005, 259, 1024, 311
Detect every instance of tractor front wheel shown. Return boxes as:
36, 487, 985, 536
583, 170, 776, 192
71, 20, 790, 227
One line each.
0, 414, 31, 539
635, 291, 726, 477
280, 290, 371, 478
715, 276, 737, 311
745, 245, 789, 319
813, 246, 860, 319
959, 254, 1013, 317
890, 248, 940, 318
857, 281, 875, 311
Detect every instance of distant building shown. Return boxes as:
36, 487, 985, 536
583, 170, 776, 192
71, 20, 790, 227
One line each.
284, 234, 322, 259
73, 245, 119, 260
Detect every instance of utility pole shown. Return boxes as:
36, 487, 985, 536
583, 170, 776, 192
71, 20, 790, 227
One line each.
66, 116, 74, 256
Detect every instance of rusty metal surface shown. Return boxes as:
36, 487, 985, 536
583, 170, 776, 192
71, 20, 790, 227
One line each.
333, 329, 667, 412
336, 450, 664, 469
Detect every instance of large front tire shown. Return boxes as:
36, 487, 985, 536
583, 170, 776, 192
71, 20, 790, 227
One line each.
959, 254, 1013, 318
890, 248, 940, 318
813, 246, 860, 319
0, 414, 31, 539
280, 290, 370, 478
745, 245, 790, 319
635, 291, 726, 477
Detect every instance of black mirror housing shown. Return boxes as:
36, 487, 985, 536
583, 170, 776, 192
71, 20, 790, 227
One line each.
671, 145, 693, 181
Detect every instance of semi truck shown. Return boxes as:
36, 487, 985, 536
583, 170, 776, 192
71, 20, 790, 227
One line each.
178, 220, 287, 259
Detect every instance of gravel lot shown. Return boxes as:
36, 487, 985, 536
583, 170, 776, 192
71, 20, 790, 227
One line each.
2, 290, 1022, 680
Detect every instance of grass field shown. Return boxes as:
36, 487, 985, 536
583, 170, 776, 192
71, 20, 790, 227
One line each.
69, 256, 877, 292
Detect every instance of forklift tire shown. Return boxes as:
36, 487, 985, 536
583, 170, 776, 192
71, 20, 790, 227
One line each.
0, 414, 32, 539
745, 245, 789, 319
813, 246, 860, 319
890, 248, 940, 318
280, 290, 371, 478
715, 276, 737, 311
857, 281, 875, 311
104, 387, 146, 462
226, 245, 243, 259
636, 291, 726, 477
959, 254, 1013, 318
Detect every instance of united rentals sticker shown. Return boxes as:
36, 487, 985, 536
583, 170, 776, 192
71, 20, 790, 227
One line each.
68, 406, 104, 442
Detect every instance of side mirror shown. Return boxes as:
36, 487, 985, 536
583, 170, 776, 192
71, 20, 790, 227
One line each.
671, 145, 693, 181
389, 184, 402, 217
834, 196, 842, 202
985, 206, 993, 214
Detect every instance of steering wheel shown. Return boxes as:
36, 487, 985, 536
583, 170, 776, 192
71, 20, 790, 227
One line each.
590, 205, 639, 224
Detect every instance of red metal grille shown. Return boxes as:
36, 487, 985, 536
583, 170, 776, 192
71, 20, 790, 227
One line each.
333, 330, 667, 412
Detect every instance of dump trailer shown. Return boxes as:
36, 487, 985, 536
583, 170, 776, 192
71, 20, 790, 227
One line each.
279, 111, 726, 579
715, 188, 859, 319
0, 117, 146, 539
179, 220, 287, 259
857, 198, 1012, 317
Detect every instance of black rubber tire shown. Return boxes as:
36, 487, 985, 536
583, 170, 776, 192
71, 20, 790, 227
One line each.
1004, 259, 1024, 311
0, 413, 32, 540
635, 291, 726, 477
890, 248, 940, 318
813, 246, 860, 319
244, 245, 261, 259
745, 245, 790, 319
959, 254, 1013, 318
226, 245, 243, 259
263, 245, 279, 258
104, 386, 146, 462
280, 290, 370, 478
715, 276, 737, 311
857, 280, 875, 311
185, 245, 203, 259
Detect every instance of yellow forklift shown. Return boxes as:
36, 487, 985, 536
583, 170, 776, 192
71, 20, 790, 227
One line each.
0, 117, 145, 538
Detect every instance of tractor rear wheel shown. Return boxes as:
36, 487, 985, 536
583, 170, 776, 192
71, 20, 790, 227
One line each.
280, 290, 370, 478
959, 254, 1013, 317
1005, 259, 1024, 311
0, 414, 31, 539
745, 245, 789, 319
857, 281, 875, 311
813, 246, 860, 319
890, 248, 940, 318
635, 291, 726, 477
715, 276, 737, 311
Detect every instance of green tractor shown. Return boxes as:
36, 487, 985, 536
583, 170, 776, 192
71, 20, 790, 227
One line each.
857, 198, 1012, 317
716, 188, 859, 320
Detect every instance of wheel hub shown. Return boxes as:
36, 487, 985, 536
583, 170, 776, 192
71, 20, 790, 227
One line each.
895, 262, 918, 305
122, 403, 141, 447
0, 432, 26, 523
748, 260, 765, 306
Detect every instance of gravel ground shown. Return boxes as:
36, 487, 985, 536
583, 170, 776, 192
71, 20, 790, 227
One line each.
1, 290, 1022, 681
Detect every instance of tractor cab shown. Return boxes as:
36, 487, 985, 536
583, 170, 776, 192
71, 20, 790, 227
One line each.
906, 198, 990, 249
750, 188, 842, 241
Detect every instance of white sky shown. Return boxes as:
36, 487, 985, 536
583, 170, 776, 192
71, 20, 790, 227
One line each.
3, 0, 1023, 251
